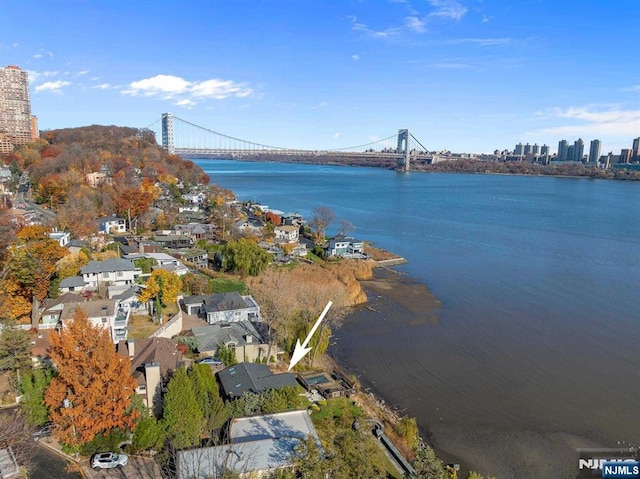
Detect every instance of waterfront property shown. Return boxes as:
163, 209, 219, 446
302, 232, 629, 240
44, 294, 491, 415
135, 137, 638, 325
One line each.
325, 235, 365, 258
217, 363, 297, 400
298, 370, 356, 399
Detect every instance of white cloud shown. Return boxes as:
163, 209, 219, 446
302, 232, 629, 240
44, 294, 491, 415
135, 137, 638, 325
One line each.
349, 15, 402, 38
427, 0, 467, 20
622, 85, 640, 92
33, 53, 43, 59
75, 70, 89, 77
311, 101, 329, 110
445, 37, 513, 46
529, 107, 640, 138
35, 80, 71, 93
334, 132, 340, 139
405, 16, 426, 33
91, 83, 113, 89
122, 74, 252, 102
482, 14, 491, 23
352, 54, 361, 60
174, 98, 196, 108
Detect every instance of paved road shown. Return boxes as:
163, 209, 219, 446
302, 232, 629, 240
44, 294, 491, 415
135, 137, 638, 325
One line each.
32, 443, 82, 479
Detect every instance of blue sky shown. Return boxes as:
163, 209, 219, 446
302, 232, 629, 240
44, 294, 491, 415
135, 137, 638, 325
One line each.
2, 0, 639, 154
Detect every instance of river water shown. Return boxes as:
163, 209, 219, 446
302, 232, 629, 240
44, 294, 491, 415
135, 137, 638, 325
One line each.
197, 159, 640, 478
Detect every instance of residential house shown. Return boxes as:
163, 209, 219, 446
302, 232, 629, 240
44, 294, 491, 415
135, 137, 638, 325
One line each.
153, 232, 193, 249
97, 215, 126, 235
192, 322, 268, 363
174, 223, 217, 241
80, 258, 140, 290
85, 171, 111, 187
108, 284, 147, 314
169, 248, 208, 268
49, 230, 70, 247
181, 191, 206, 204
176, 410, 321, 479
59, 276, 88, 294
280, 212, 305, 227
325, 235, 365, 258
39, 293, 84, 329
181, 292, 261, 324
66, 239, 90, 254
217, 363, 297, 400
59, 298, 130, 343
118, 338, 182, 416
124, 252, 189, 276
274, 225, 299, 244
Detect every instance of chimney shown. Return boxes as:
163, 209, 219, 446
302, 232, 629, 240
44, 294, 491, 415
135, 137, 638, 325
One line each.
245, 334, 252, 343
127, 339, 135, 358
145, 362, 162, 416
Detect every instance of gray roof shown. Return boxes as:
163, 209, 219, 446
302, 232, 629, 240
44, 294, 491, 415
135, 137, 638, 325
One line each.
81, 258, 136, 274
192, 321, 264, 353
96, 215, 124, 223
183, 292, 248, 313
176, 410, 320, 479
59, 276, 87, 288
217, 363, 297, 399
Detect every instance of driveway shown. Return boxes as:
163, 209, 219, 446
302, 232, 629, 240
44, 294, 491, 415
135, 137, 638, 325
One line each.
85, 456, 162, 479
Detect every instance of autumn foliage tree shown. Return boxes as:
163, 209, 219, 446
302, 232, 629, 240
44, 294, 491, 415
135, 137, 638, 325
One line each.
0, 225, 67, 322
138, 269, 182, 317
44, 308, 138, 448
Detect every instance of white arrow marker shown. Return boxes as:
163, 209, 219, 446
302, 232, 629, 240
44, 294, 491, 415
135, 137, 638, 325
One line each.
288, 300, 333, 371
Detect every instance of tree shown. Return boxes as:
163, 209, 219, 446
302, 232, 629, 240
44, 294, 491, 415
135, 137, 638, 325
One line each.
412, 444, 448, 479
138, 269, 182, 309
113, 187, 153, 232
339, 219, 355, 236
0, 324, 32, 389
309, 206, 335, 242
44, 308, 138, 449
221, 238, 270, 277
162, 367, 203, 449
1, 225, 67, 322
188, 364, 228, 433
20, 366, 55, 426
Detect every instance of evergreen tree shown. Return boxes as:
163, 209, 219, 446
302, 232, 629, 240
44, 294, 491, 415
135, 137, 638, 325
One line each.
20, 366, 54, 426
162, 367, 203, 449
188, 364, 228, 433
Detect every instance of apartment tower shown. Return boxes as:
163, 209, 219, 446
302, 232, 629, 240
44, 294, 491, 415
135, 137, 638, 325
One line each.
589, 140, 601, 165
0, 65, 37, 153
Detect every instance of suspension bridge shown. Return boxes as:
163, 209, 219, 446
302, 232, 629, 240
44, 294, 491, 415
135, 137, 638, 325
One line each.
145, 113, 433, 170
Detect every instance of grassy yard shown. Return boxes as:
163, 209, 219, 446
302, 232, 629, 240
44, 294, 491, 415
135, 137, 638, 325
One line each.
127, 314, 161, 340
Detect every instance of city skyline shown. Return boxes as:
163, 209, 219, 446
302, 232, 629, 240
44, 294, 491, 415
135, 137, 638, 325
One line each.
1, 1, 639, 154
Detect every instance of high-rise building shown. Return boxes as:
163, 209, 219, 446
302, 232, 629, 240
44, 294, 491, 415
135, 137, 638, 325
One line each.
574, 138, 584, 163
620, 149, 632, 163
514, 143, 524, 156
0, 65, 37, 153
523, 143, 532, 155
632, 137, 640, 162
589, 140, 601, 165
557, 140, 568, 161
567, 145, 575, 162
532, 143, 540, 155
540, 144, 550, 156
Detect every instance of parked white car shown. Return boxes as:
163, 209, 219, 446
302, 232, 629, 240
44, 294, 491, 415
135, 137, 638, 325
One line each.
91, 452, 128, 469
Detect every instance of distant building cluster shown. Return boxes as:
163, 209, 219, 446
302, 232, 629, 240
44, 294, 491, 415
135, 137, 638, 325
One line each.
500, 136, 640, 168
0, 65, 38, 153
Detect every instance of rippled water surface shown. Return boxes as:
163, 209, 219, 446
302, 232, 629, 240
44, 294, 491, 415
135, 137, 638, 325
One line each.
198, 160, 640, 477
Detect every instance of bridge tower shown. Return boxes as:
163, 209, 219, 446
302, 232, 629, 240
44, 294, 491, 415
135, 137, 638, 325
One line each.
397, 129, 410, 170
161, 113, 175, 154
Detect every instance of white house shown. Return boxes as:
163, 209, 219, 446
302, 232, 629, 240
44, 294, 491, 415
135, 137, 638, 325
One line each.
49, 230, 71, 247
124, 252, 189, 276
59, 299, 130, 343
182, 192, 206, 204
325, 235, 365, 258
181, 292, 261, 324
80, 258, 140, 290
97, 215, 126, 234
274, 225, 299, 243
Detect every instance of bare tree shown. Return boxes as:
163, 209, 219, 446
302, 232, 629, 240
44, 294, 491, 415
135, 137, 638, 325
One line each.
0, 410, 36, 475
309, 206, 335, 243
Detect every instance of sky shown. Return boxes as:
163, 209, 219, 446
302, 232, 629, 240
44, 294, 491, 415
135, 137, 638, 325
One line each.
1, 0, 639, 154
